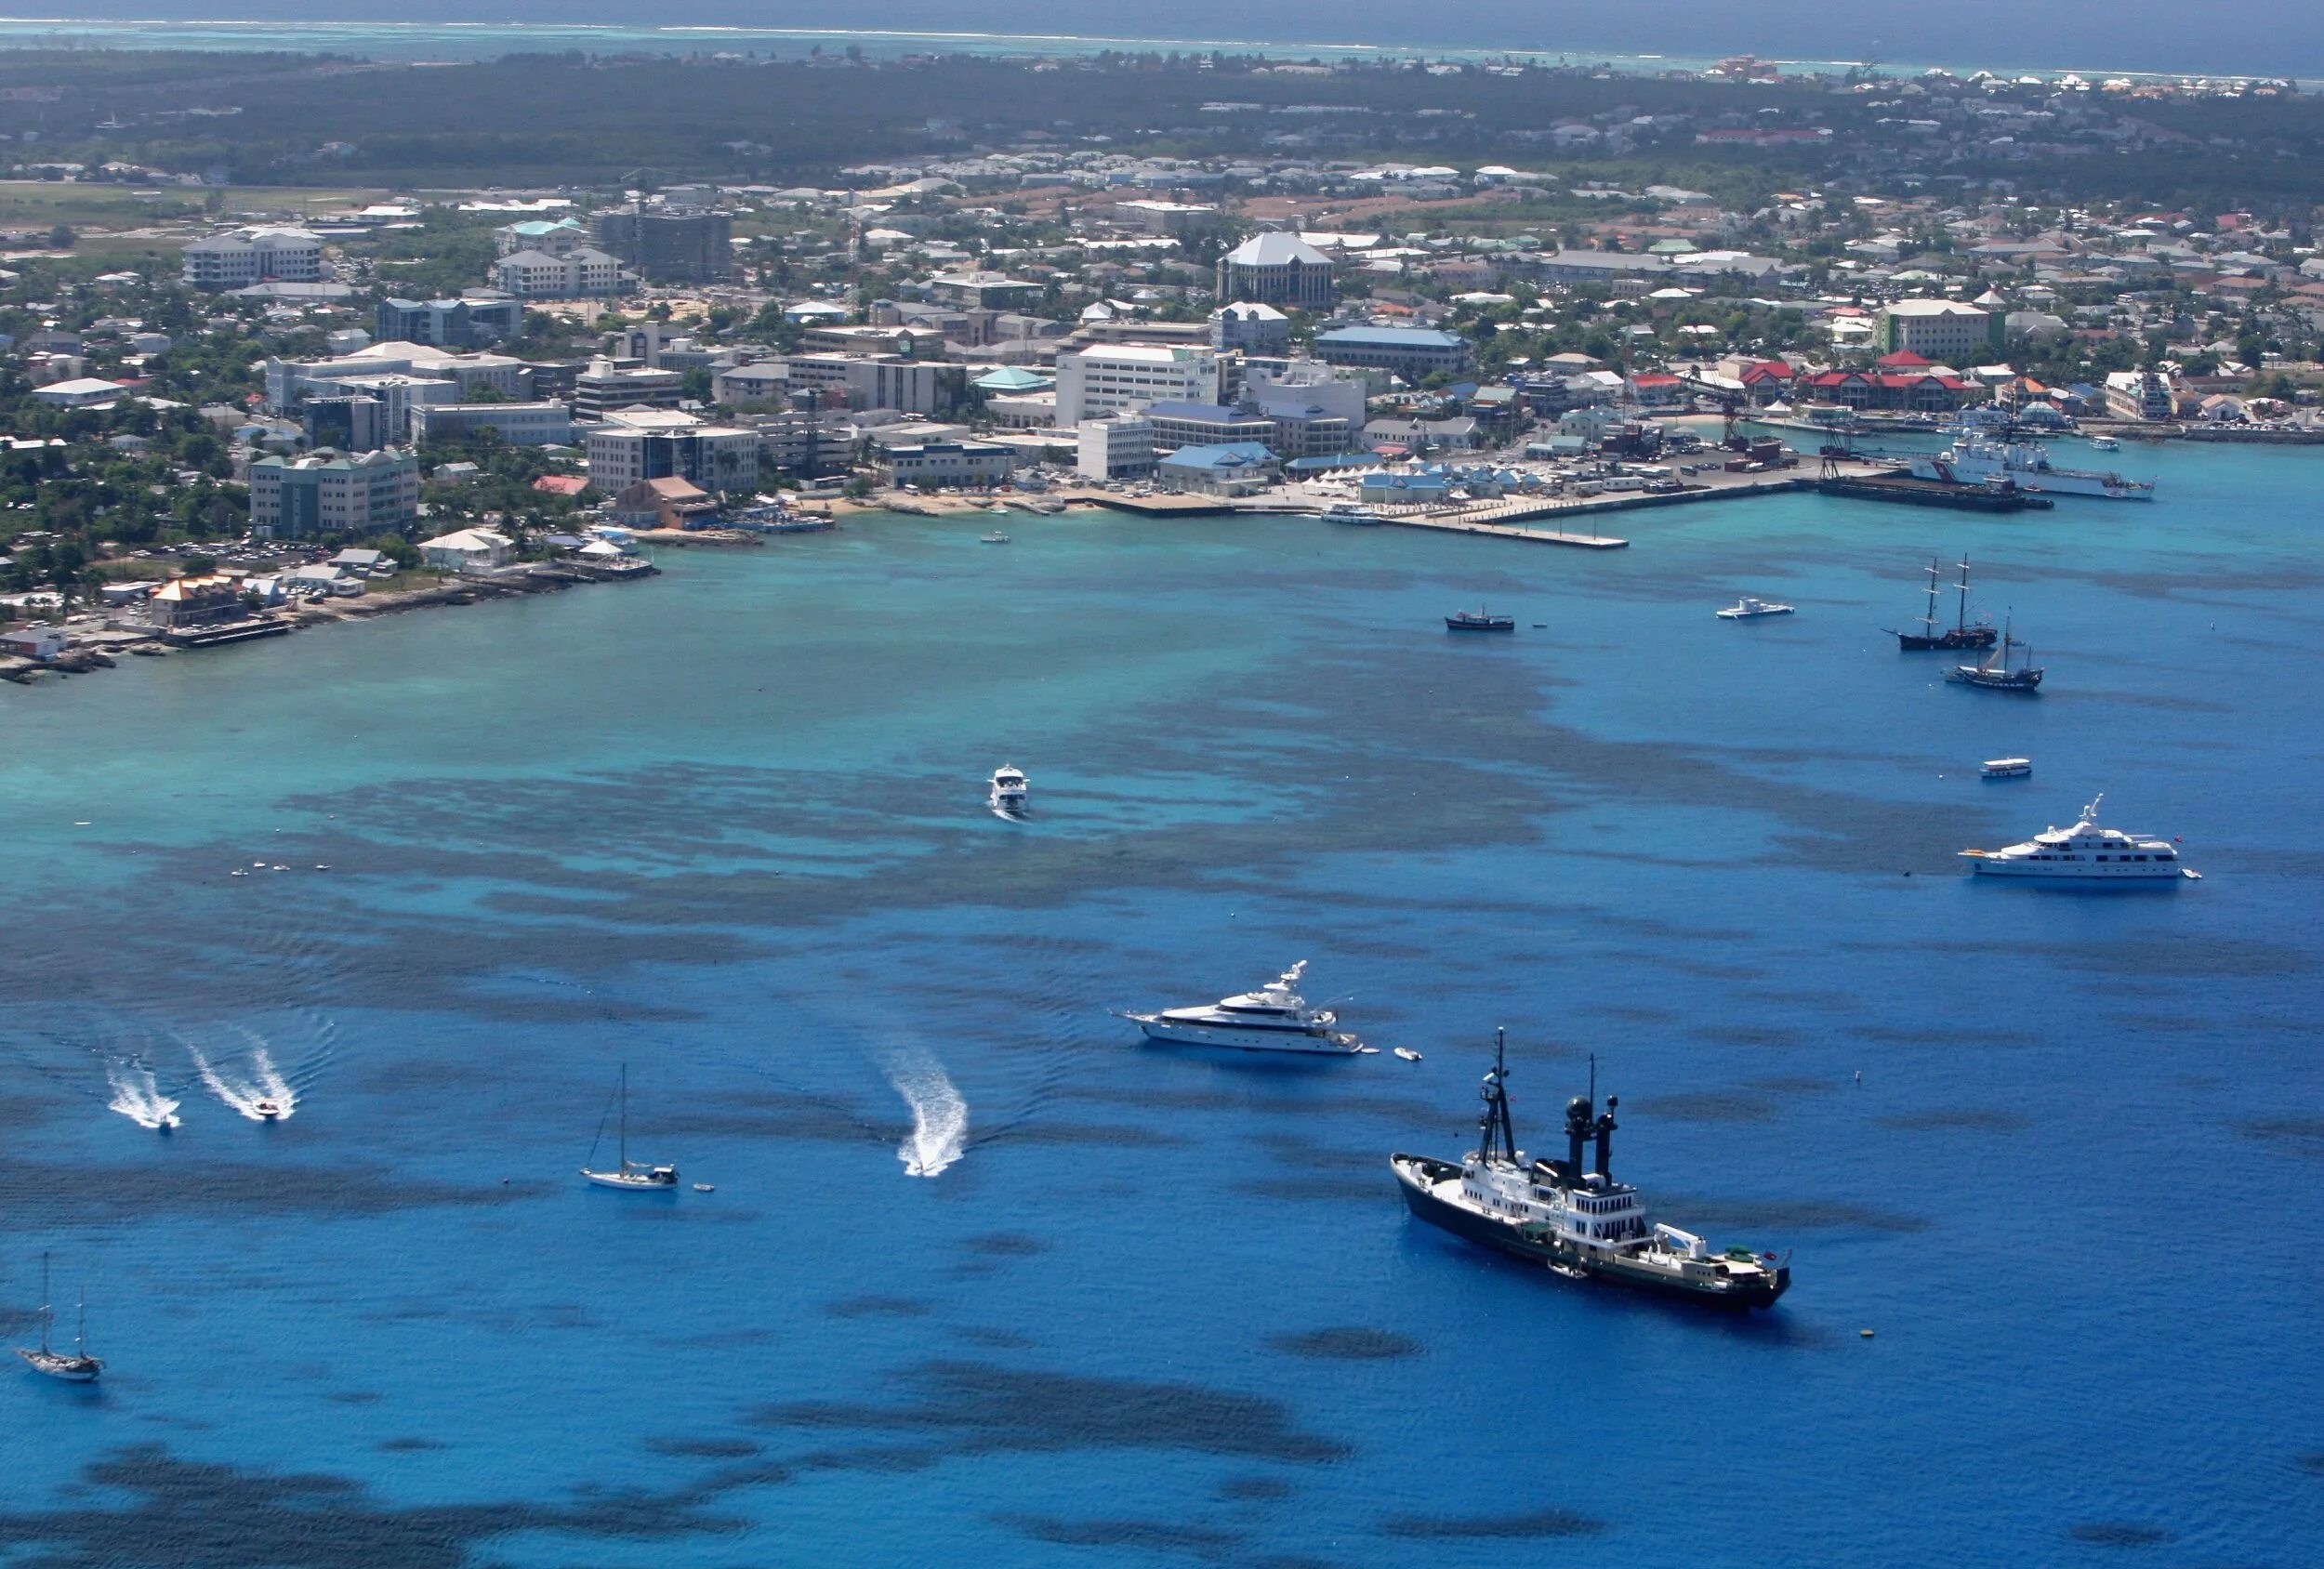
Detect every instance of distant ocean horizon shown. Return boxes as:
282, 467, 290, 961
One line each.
0, 3, 2316, 81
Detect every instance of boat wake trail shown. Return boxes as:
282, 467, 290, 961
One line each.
105, 1063, 181, 1129
883, 1047, 967, 1179
190, 1040, 297, 1121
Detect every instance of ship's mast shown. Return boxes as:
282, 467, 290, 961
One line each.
1921, 557, 1941, 635
1477, 1027, 1519, 1166
1955, 554, 1972, 635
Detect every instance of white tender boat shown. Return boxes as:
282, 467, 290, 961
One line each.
580, 1064, 680, 1191
980, 531, 1010, 544
1715, 596, 1794, 619
988, 764, 1029, 816
1960, 795, 2199, 880
1320, 500, 1381, 524
1120, 961, 1362, 1054
1981, 758, 2033, 780
14, 1254, 101, 1382
2090, 435, 2120, 451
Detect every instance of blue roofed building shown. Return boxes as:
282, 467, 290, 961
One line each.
1314, 325, 1471, 382
1155, 442, 1279, 497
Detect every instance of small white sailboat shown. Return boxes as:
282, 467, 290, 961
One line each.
14, 1254, 101, 1382
580, 1064, 679, 1191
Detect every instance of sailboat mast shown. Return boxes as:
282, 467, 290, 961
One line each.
617, 1063, 628, 1169
75, 1285, 86, 1356
1921, 557, 1940, 633
38, 1251, 52, 1355
1956, 555, 1972, 634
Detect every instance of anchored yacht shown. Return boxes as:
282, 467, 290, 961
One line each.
1392, 1032, 1789, 1311
13, 1254, 101, 1382
1716, 595, 1794, 619
1959, 795, 2199, 880
1120, 961, 1362, 1054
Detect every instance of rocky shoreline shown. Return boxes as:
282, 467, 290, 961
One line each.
1, 560, 657, 688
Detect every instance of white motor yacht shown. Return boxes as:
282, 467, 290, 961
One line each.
988, 764, 1029, 816
1715, 596, 1794, 620
1960, 796, 2199, 880
1120, 961, 1362, 1054
1981, 758, 2033, 780
1320, 500, 1381, 524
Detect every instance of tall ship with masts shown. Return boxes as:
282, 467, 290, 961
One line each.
1390, 1031, 1790, 1311
14, 1253, 102, 1381
1890, 555, 1997, 651
1946, 614, 2044, 692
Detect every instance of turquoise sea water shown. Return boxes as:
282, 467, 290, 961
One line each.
4, 442, 2322, 1565
0, 13, 2302, 84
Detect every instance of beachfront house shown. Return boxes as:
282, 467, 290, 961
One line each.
418, 528, 515, 574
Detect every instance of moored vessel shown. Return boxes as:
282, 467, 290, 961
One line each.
1715, 595, 1794, 620
1947, 616, 2042, 691
1119, 961, 1362, 1054
14, 1254, 101, 1382
1445, 607, 1516, 633
1910, 431, 2155, 501
1959, 795, 2198, 880
1890, 555, 1998, 651
1321, 500, 1381, 525
1391, 1031, 1789, 1310
580, 1063, 679, 1191
1981, 758, 2033, 780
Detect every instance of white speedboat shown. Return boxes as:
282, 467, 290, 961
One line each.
1121, 961, 1362, 1054
1715, 596, 1794, 620
1960, 795, 2198, 880
252, 1099, 284, 1121
580, 1064, 680, 1191
988, 764, 1029, 816
13, 1255, 101, 1382
2090, 435, 2119, 451
1981, 758, 2033, 780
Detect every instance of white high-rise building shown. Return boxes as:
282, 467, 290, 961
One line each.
1054, 346, 1223, 424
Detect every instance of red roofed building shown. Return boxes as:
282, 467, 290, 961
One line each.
1624, 371, 1688, 408
532, 474, 591, 497
1797, 369, 1969, 413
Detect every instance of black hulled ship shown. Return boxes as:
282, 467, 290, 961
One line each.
1890, 555, 1999, 651
1390, 1031, 1789, 1311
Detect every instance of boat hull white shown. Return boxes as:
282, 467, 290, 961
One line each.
15, 1348, 100, 1381
1962, 857, 2195, 880
581, 1167, 680, 1191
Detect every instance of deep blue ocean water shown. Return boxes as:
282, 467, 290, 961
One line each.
4, 438, 2321, 1566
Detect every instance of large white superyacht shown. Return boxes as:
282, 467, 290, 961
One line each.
1119, 961, 1363, 1054
1959, 796, 2199, 880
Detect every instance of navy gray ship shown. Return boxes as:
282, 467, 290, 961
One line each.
1392, 1031, 1790, 1311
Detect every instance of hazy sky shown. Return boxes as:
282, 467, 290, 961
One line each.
46, 2, 2322, 77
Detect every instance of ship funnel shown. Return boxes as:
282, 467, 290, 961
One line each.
1565, 1095, 1592, 1172
1594, 1094, 1618, 1178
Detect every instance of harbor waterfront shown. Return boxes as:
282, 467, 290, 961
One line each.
4, 434, 2322, 1565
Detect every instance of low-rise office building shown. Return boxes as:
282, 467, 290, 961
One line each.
410, 401, 577, 447
376, 295, 522, 349
1313, 326, 1470, 382
879, 441, 1016, 488
181, 227, 324, 289
248, 449, 421, 540
584, 409, 759, 493
494, 246, 627, 299
572, 361, 686, 421
1076, 415, 1156, 481
1157, 442, 1279, 496
1054, 345, 1223, 424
